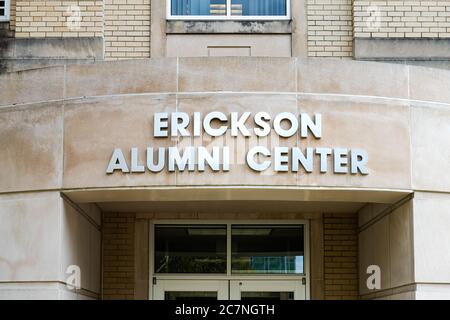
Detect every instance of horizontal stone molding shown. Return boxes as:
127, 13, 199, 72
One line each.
3, 58, 450, 106
0, 37, 104, 60
354, 38, 450, 61
166, 20, 292, 34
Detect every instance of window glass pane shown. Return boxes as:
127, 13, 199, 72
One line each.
155, 225, 227, 273
231, 0, 287, 16
231, 225, 304, 274
171, 0, 227, 16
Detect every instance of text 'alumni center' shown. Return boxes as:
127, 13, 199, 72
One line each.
1, 0, 450, 300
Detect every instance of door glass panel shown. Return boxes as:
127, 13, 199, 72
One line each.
241, 292, 294, 300
165, 291, 218, 300
231, 0, 287, 16
155, 225, 227, 273
171, 0, 227, 16
231, 225, 304, 274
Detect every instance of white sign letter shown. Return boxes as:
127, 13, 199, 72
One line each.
273, 112, 298, 138
154, 113, 169, 137
246, 146, 271, 172
106, 148, 129, 173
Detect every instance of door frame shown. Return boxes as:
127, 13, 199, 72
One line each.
148, 219, 310, 300
153, 279, 229, 300
230, 279, 305, 300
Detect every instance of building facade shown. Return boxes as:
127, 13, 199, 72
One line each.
0, 0, 450, 300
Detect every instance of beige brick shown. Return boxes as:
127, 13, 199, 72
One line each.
323, 213, 359, 300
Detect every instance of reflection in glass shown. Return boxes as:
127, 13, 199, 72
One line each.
231, 0, 287, 16
155, 225, 227, 273
165, 291, 218, 300
231, 225, 304, 274
171, 0, 227, 16
241, 292, 294, 300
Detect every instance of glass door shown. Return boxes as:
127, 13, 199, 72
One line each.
153, 280, 229, 300
150, 222, 309, 300
230, 280, 305, 300
154, 279, 305, 300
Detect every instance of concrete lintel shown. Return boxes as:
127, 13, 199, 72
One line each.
0, 37, 104, 60
62, 186, 412, 205
354, 38, 450, 61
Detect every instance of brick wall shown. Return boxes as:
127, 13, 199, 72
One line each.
14, 0, 103, 38
307, 0, 353, 58
10, 0, 16, 32
354, 0, 450, 38
323, 213, 359, 300
102, 212, 135, 300
104, 0, 151, 59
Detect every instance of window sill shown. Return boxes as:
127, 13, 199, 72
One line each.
166, 20, 292, 34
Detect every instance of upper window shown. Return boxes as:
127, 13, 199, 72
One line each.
168, 0, 290, 20
153, 224, 305, 275
0, 0, 9, 22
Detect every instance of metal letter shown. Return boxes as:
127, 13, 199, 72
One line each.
203, 112, 228, 137
106, 148, 129, 173
292, 147, 313, 173
168, 147, 196, 172
273, 112, 298, 138
193, 112, 201, 137
131, 147, 145, 172
274, 147, 289, 172
154, 113, 168, 137
301, 113, 322, 138
351, 149, 369, 175
333, 148, 348, 174
223, 146, 230, 171
254, 112, 271, 137
171, 112, 190, 137
231, 112, 251, 137
316, 147, 332, 173
198, 146, 220, 171
246, 146, 271, 172
147, 147, 165, 172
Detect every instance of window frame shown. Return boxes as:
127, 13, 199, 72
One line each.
166, 0, 291, 21
0, 0, 10, 22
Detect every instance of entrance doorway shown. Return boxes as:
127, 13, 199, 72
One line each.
150, 221, 309, 300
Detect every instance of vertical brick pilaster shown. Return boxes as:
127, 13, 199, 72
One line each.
307, 0, 354, 57
323, 213, 359, 300
102, 212, 136, 300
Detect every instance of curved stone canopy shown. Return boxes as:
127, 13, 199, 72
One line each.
1, 58, 449, 204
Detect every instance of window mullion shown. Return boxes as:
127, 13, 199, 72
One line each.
227, 223, 231, 276
226, 0, 231, 18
